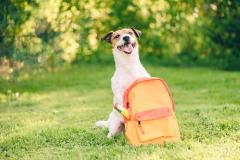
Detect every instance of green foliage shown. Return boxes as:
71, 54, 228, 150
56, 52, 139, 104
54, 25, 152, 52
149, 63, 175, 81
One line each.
0, 0, 239, 70
0, 0, 38, 57
0, 65, 239, 159
204, 0, 240, 69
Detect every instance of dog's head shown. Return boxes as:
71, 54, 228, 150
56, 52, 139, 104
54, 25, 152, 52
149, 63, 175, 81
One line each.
101, 28, 141, 55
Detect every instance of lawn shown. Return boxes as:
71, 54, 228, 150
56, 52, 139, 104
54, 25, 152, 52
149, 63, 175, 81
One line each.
0, 64, 239, 160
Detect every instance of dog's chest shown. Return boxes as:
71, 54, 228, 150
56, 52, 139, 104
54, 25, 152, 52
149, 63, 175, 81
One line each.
112, 71, 134, 91
118, 73, 134, 89
112, 66, 150, 94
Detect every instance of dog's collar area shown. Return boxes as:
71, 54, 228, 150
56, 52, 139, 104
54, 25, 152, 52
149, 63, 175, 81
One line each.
117, 42, 136, 54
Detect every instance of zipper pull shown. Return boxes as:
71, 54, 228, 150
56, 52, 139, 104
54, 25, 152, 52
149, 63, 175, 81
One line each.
138, 121, 145, 134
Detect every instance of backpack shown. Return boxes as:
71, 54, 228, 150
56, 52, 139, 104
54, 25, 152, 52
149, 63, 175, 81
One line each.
122, 77, 180, 146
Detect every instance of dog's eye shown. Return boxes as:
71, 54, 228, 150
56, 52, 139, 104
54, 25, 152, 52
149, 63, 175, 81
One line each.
128, 32, 133, 35
114, 34, 120, 39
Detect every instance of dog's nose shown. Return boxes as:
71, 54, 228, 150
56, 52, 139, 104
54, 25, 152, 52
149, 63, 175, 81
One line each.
123, 36, 130, 42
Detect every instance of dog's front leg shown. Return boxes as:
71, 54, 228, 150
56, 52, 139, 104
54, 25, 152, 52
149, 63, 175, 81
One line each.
96, 109, 123, 139
95, 94, 124, 138
96, 79, 125, 138
107, 109, 124, 138
106, 92, 124, 138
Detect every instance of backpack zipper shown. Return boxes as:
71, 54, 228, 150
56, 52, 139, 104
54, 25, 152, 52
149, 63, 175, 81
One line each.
138, 121, 145, 134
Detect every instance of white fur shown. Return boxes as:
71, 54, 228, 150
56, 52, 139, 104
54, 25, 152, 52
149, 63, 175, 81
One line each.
96, 33, 150, 138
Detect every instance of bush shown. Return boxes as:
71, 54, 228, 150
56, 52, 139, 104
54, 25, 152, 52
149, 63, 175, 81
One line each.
0, 0, 239, 70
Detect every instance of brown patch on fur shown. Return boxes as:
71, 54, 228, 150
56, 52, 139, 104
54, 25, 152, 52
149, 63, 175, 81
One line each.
102, 28, 141, 48
111, 28, 136, 47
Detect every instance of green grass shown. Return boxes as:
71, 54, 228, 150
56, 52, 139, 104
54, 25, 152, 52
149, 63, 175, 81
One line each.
0, 64, 240, 160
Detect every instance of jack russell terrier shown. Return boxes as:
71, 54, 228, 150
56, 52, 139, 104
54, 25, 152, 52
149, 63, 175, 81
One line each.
96, 28, 150, 138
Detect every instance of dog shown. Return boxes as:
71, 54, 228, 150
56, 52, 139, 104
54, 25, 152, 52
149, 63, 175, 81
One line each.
96, 28, 150, 138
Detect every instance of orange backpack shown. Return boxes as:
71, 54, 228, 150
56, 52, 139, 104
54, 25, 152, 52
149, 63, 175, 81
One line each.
123, 77, 180, 146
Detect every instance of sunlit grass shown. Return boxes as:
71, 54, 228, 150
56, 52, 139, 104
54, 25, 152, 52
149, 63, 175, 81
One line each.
0, 64, 239, 160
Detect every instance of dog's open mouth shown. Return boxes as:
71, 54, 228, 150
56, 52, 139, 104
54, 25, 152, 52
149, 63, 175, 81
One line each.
117, 42, 136, 54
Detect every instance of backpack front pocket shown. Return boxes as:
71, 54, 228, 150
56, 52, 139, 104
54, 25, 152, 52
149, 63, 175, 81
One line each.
135, 107, 175, 142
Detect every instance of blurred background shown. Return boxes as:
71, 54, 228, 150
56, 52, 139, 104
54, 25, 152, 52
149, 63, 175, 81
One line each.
0, 1, 240, 158
0, 0, 239, 80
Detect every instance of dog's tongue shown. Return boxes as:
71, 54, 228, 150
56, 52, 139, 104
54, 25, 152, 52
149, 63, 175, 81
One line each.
122, 44, 133, 53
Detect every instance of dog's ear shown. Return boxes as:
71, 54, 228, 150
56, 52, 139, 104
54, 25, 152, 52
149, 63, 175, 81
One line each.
101, 31, 113, 44
131, 28, 141, 38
